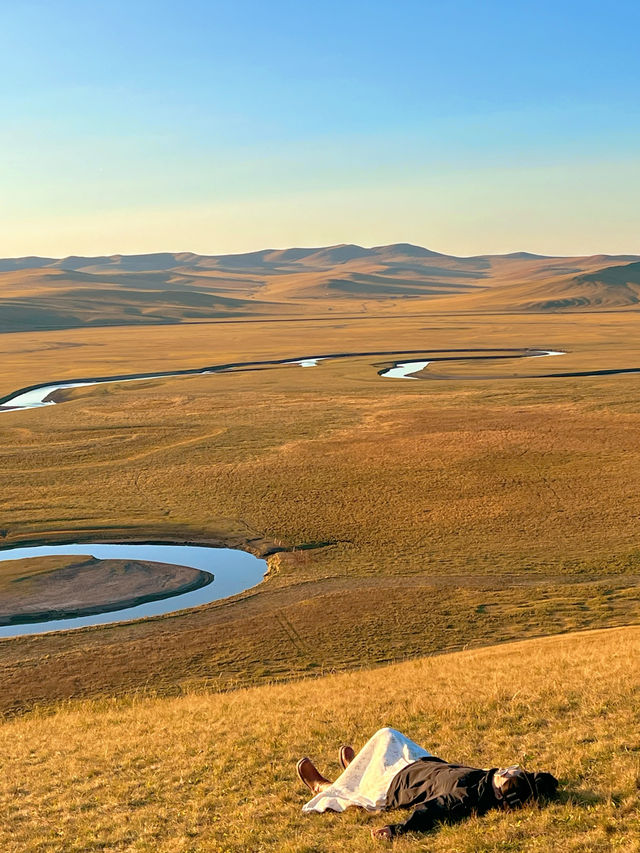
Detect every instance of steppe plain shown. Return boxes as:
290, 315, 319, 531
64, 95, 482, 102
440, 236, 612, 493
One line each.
1, 244, 640, 850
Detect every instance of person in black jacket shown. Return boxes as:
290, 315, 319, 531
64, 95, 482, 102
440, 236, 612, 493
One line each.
296, 727, 558, 842
372, 754, 558, 840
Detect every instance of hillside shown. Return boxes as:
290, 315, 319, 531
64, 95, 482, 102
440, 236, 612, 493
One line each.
436, 259, 640, 313
1, 245, 638, 332
1, 626, 638, 851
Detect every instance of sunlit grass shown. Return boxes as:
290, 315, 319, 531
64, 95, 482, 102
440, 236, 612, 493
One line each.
1, 627, 640, 851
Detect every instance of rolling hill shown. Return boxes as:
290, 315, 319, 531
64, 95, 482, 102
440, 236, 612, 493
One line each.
0, 244, 638, 332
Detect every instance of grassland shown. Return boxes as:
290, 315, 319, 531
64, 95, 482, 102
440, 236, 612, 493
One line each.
2, 263, 640, 851
1, 627, 639, 851
1, 311, 640, 714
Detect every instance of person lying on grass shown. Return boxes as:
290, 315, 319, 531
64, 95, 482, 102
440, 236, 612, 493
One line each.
297, 727, 558, 841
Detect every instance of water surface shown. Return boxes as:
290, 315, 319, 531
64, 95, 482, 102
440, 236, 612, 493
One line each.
0, 543, 265, 638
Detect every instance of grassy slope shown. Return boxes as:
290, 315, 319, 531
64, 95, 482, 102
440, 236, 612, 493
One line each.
1, 314, 640, 711
1, 627, 640, 852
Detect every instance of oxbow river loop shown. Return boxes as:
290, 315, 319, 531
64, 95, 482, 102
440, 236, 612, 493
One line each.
0, 543, 266, 639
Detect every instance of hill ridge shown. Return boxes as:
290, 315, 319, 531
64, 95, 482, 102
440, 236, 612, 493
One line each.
1, 244, 639, 332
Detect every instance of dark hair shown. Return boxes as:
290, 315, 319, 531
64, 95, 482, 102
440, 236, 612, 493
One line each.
532, 771, 559, 800
501, 771, 559, 810
501, 773, 536, 810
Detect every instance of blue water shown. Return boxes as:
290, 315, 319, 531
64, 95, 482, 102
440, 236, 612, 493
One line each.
0, 543, 266, 638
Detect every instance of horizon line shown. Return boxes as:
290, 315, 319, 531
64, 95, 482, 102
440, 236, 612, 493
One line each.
3, 241, 639, 264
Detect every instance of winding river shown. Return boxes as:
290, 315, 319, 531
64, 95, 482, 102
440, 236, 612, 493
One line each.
0, 348, 570, 412
0, 543, 265, 639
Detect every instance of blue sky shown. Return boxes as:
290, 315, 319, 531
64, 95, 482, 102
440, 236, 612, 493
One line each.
1, 0, 638, 257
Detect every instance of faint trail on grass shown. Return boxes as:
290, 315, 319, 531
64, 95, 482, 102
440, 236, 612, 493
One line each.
274, 612, 316, 663
5, 429, 228, 474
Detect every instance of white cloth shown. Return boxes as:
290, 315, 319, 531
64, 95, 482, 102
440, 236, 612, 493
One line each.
302, 727, 431, 813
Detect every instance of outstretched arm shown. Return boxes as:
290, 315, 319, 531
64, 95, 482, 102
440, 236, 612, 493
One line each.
372, 793, 471, 841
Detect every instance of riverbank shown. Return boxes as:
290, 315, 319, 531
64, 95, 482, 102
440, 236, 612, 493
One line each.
0, 347, 562, 412
0, 540, 273, 638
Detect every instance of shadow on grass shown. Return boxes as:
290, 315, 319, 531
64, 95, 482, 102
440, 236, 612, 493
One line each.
557, 785, 607, 807
367, 785, 610, 844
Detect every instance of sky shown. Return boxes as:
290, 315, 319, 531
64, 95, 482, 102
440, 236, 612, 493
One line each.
1, 0, 639, 258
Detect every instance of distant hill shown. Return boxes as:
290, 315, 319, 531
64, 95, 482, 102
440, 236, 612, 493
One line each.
0, 244, 638, 332
441, 259, 640, 313
516, 261, 640, 311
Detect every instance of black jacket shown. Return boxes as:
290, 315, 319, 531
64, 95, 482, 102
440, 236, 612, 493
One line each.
384, 756, 500, 836
384, 756, 558, 836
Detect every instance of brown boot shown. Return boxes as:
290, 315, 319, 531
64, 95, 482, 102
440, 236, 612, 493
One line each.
296, 757, 331, 794
339, 745, 356, 770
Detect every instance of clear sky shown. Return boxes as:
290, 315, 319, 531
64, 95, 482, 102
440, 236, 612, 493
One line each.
1, 0, 639, 258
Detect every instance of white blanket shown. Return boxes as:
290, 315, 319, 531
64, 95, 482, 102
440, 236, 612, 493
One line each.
302, 727, 430, 813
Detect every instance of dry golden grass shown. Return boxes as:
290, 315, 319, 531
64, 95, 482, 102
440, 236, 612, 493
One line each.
2, 269, 640, 852
0, 310, 637, 397
1, 627, 640, 851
